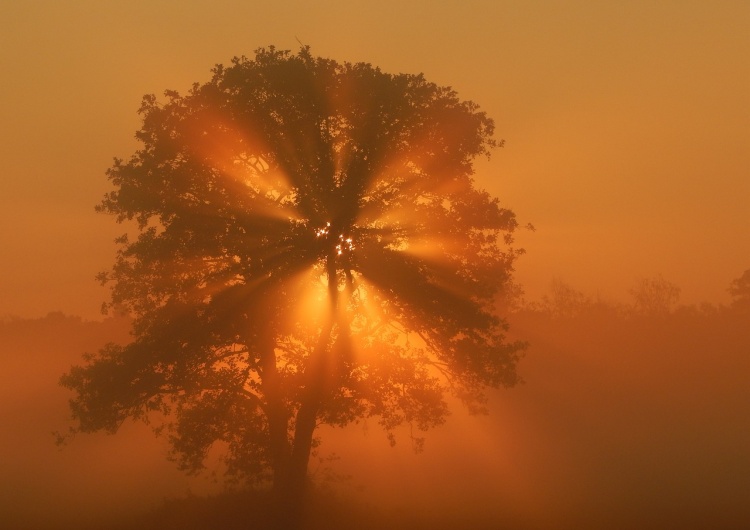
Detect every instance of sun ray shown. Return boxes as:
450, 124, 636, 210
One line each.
180, 109, 302, 223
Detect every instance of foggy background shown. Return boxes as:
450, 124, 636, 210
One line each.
1, 1, 748, 529
3, 296, 749, 528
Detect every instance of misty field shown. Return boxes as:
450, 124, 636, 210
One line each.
2, 285, 748, 529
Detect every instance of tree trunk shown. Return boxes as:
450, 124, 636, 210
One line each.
270, 396, 320, 529
268, 348, 328, 529
268, 252, 340, 529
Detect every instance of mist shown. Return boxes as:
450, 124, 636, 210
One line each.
321, 284, 750, 528
0, 314, 219, 529
3, 281, 748, 529
1, 2, 748, 528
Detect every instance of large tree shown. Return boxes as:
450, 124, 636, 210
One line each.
61, 46, 524, 522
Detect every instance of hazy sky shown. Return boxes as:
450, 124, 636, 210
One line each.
1, 0, 748, 319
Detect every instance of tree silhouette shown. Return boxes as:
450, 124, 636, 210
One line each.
728, 269, 750, 311
61, 46, 524, 523
628, 275, 681, 317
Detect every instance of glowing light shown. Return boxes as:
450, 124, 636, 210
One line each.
335, 234, 355, 256
314, 223, 356, 257
315, 222, 331, 238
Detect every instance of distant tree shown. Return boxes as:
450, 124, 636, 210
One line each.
60, 46, 524, 524
628, 275, 681, 316
540, 278, 590, 319
728, 269, 750, 311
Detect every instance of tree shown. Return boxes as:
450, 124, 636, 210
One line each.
60, 46, 525, 524
628, 275, 681, 317
728, 269, 750, 311
540, 278, 590, 319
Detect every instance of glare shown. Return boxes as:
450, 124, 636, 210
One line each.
336, 234, 355, 255
315, 222, 331, 238
314, 223, 356, 256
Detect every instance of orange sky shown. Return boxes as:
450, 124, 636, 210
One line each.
1, 5, 749, 528
1, 0, 748, 319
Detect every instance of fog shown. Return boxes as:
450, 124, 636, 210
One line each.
0, 314, 210, 528
1, 2, 748, 528
323, 292, 750, 528
3, 286, 748, 529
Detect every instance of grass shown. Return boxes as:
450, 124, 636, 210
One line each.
81, 487, 504, 530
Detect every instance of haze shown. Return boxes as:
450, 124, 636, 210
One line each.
1, 1, 748, 529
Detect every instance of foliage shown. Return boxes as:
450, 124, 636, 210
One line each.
60, 46, 524, 495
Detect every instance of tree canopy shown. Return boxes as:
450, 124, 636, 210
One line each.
61, 46, 525, 510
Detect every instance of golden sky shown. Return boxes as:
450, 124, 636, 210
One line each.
1, 0, 748, 318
